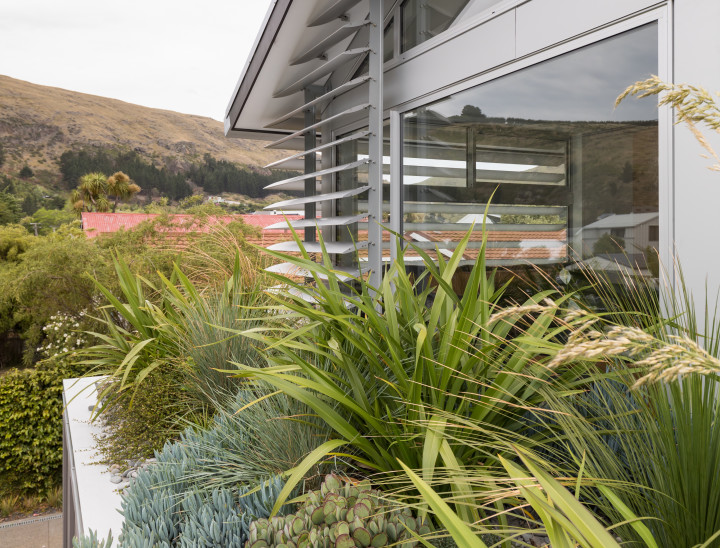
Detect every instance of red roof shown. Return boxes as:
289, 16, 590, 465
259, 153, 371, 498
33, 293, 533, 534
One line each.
81, 212, 302, 238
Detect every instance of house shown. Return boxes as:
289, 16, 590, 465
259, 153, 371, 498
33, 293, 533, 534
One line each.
577, 212, 659, 257
224, 0, 720, 306
80, 212, 303, 247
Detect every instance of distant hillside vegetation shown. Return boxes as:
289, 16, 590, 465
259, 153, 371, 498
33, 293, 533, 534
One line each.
0, 75, 286, 191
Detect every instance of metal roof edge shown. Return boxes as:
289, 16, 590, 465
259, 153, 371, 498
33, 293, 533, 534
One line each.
224, 0, 293, 135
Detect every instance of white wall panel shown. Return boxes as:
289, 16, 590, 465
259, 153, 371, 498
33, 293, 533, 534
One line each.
673, 0, 720, 310
516, 0, 659, 57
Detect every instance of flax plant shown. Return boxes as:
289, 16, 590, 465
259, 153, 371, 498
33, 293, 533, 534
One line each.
225, 226, 608, 516
79, 253, 272, 421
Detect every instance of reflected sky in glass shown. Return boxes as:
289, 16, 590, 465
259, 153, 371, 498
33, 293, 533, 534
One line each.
431, 23, 658, 123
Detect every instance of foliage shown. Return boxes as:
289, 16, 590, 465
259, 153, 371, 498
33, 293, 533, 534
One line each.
229, 229, 601, 515
36, 311, 90, 360
72, 171, 140, 214
18, 165, 33, 179
60, 148, 191, 200
545, 357, 720, 547
93, 368, 186, 464
592, 232, 625, 254
0, 174, 65, 215
0, 224, 33, 262
118, 421, 294, 547
106, 171, 141, 212
0, 224, 110, 364
186, 153, 299, 198
398, 451, 659, 548
0, 356, 89, 496
0, 191, 22, 225
78, 252, 271, 421
23, 207, 77, 235
247, 475, 431, 548
617, 75, 720, 170
179, 194, 204, 209
72, 529, 113, 548
173, 389, 332, 495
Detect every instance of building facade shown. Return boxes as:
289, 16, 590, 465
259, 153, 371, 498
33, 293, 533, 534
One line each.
224, 0, 720, 306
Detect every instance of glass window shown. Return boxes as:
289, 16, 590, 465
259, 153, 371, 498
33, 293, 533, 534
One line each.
401, 0, 471, 52
335, 123, 391, 267
402, 24, 659, 280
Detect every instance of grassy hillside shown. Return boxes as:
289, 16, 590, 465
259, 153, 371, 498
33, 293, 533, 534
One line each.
0, 75, 283, 188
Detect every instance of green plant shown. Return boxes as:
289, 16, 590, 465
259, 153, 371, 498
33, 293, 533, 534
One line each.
177, 389, 332, 494
45, 485, 62, 509
79, 253, 272, 423
120, 453, 291, 547
0, 356, 89, 496
398, 451, 659, 548
228, 228, 602, 515
72, 529, 113, 548
92, 367, 186, 463
246, 474, 431, 548
0, 493, 20, 517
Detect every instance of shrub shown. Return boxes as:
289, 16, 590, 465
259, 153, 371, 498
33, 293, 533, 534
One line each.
231, 229, 603, 515
0, 356, 89, 496
119, 436, 293, 547
246, 474, 431, 548
92, 367, 186, 464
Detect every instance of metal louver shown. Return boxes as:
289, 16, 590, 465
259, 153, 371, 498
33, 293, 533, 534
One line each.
261, 0, 386, 287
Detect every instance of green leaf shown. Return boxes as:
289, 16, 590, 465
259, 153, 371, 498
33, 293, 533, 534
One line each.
270, 439, 348, 517
397, 460, 488, 548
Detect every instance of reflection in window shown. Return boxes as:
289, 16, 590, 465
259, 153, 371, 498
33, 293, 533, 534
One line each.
402, 24, 659, 282
335, 123, 391, 267
401, 0, 471, 52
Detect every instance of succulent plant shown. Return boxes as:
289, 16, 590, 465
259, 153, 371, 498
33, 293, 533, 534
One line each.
245, 474, 431, 548
72, 529, 114, 548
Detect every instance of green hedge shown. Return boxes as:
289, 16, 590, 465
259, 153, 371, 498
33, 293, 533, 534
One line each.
0, 358, 87, 496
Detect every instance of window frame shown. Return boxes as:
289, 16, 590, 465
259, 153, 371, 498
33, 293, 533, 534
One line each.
330, 4, 672, 278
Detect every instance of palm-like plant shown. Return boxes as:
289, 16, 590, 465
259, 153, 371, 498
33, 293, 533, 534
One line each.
72, 172, 109, 214
106, 171, 141, 212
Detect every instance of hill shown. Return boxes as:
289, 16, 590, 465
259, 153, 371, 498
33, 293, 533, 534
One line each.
0, 75, 283, 188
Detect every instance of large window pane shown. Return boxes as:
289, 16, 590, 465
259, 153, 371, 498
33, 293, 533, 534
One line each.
402, 23, 659, 280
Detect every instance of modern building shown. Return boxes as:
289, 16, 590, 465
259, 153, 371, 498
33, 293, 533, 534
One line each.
224, 0, 720, 306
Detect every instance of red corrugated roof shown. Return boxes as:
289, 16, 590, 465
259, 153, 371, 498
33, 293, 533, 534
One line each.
81, 212, 302, 238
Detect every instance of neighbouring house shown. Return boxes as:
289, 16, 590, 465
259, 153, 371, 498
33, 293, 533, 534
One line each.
577, 212, 659, 257
223, 0, 720, 309
80, 212, 303, 247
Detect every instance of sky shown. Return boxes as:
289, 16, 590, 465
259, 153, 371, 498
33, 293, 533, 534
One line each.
0, 0, 274, 121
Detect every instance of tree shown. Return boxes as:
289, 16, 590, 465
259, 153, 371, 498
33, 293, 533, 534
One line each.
106, 171, 141, 212
72, 172, 110, 214
0, 192, 21, 225
593, 232, 625, 255
18, 166, 33, 179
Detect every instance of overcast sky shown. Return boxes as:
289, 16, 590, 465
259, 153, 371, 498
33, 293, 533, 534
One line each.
0, 0, 273, 120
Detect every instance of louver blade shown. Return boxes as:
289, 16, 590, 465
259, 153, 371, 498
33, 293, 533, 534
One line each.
264, 159, 369, 191
265, 130, 371, 168
274, 48, 369, 97
264, 185, 370, 210
290, 20, 370, 65
266, 103, 370, 149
